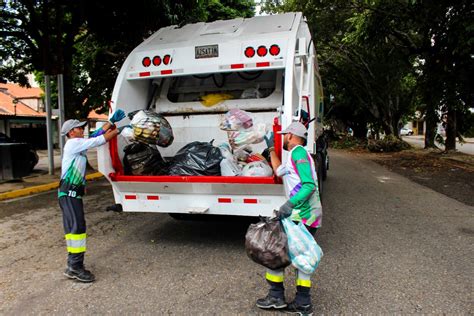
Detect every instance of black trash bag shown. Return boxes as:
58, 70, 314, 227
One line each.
123, 142, 168, 175
168, 141, 223, 176
245, 217, 291, 270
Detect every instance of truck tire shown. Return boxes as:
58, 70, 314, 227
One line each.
321, 152, 328, 181
315, 152, 323, 198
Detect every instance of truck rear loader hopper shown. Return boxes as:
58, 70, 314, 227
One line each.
97, 12, 328, 217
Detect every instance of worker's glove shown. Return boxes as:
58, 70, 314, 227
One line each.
109, 109, 126, 124
277, 200, 294, 219
264, 131, 274, 149
117, 125, 132, 133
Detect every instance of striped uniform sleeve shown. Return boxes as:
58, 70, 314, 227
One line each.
288, 146, 317, 207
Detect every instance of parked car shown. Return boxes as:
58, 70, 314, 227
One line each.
0, 132, 39, 172
400, 127, 414, 136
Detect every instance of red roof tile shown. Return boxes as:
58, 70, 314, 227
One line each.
0, 89, 45, 117
0, 83, 43, 99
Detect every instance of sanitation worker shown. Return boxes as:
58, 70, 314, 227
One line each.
59, 109, 125, 282
256, 121, 322, 315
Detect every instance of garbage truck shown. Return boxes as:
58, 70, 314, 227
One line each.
97, 12, 328, 217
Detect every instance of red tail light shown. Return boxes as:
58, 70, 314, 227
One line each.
142, 57, 151, 67
269, 44, 280, 56
244, 47, 255, 58
152, 56, 161, 66
163, 55, 171, 65
257, 46, 267, 57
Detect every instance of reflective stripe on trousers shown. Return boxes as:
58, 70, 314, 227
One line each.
65, 233, 86, 253
296, 270, 311, 287
266, 269, 284, 283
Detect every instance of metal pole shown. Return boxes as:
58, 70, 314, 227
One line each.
45, 75, 54, 175
57, 74, 65, 156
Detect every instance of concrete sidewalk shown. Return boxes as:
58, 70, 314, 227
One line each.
0, 148, 103, 200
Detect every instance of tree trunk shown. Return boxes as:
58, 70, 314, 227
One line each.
352, 124, 368, 139
424, 105, 437, 148
445, 108, 457, 151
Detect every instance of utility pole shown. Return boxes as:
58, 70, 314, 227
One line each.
57, 74, 65, 156
45, 75, 54, 175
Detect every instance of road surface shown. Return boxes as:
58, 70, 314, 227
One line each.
0, 150, 472, 314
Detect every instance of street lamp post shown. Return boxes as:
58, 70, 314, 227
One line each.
12, 98, 18, 116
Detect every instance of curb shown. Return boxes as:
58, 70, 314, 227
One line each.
0, 172, 104, 201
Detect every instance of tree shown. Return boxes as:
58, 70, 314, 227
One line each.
262, 0, 473, 150
1, 0, 255, 118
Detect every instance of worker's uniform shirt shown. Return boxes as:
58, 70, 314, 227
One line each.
59, 136, 106, 198
276, 145, 322, 228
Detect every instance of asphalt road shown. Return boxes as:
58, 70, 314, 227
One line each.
0, 150, 472, 314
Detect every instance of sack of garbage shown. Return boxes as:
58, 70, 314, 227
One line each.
168, 141, 223, 176
241, 161, 273, 177
120, 126, 135, 142
200, 93, 233, 107
234, 147, 252, 162
220, 109, 253, 131
246, 153, 266, 163
217, 143, 234, 160
281, 218, 323, 274
220, 158, 242, 176
228, 123, 267, 149
129, 110, 174, 147
123, 142, 168, 175
245, 217, 291, 270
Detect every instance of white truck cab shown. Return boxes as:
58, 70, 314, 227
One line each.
97, 12, 328, 217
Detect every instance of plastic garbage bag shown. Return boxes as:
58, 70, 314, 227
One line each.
120, 126, 135, 142
220, 158, 242, 176
228, 123, 267, 148
246, 153, 266, 163
245, 217, 291, 270
168, 141, 223, 176
200, 93, 233, 107
281, 218, 323, 274
123, 142, 168, 175
220, 109, 253, 131
241, 161, 273, 177
217, 143, 234, 160
129, 110, 174, 147
234, 147, 252, 162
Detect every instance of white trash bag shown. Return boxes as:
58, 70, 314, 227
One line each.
241, 161, 273, 177
281, 218, 323, 274
228, 123, 267, 149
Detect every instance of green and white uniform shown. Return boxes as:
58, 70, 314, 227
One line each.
276, 145, 322, 228
58, 135, 106, 269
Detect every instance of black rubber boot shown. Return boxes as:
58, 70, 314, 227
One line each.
286, 286, 313, 315
256, 281, 286, 309
64, 266, 96, 283
294, 285, 311, 306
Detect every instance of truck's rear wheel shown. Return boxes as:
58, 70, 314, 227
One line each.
315, 152, 323, 198
322, 153, 328, 181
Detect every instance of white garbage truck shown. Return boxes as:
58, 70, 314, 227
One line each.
97, 12, 328, 217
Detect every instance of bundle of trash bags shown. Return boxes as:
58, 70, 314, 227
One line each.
218, 109, 273, 177
122, 110, 174, 147
245, 217, 291, 270
220, 108, 267, 149
120, 108, 273, 177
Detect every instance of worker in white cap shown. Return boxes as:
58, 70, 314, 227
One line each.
59, 109, 126, 282
256, 121, 322, 315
